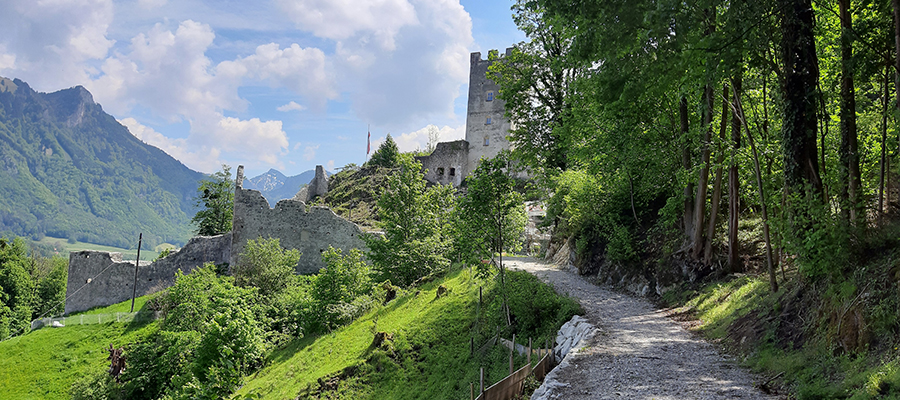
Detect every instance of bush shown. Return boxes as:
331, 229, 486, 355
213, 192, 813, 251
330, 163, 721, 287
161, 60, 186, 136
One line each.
311, 247, 376, 331
480, 270, 582, 345
365, 155, 454, 286
233, 237, 301, 301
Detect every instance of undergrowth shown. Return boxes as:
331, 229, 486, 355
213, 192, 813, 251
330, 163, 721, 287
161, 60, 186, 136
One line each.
661, 243, 900, 400
234, 267, 581, 399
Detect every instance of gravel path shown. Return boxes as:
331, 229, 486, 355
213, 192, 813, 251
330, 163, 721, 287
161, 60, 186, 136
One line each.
505, 257, 778, 400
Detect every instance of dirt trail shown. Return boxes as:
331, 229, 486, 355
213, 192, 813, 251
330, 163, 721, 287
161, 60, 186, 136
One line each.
506, 257, 778, 400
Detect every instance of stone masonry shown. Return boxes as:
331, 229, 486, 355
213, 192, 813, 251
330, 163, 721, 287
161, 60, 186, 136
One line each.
417, 48, 514, 186
64, 234, 232, 314
231, 165, 366, 275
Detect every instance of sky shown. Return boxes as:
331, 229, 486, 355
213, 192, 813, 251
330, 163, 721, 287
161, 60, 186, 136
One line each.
0, 0, 525, 177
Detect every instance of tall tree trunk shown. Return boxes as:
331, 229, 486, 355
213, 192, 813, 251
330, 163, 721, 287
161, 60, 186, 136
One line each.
894, 0, 900, 116
729, 71, 743, 272
692, 84, 715, 260
704, 85, 729, 265
781, 0, 823, 196
839, 0, 860, 223
881, 64, 890, 220
742, 100, 778, 293
682, 97, 694, 237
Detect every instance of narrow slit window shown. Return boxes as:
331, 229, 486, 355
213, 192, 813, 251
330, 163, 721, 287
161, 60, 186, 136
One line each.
483, 136, 490, 146
485, 116, 492, 125
437, 167, 445, 175
449, 168, 456, 176
486, 91, 494, 101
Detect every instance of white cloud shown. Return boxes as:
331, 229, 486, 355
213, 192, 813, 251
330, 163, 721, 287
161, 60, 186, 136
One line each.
303, 145, 319, 161
331, 0, 473, 127
387, 124, 465, 153
277, 0, 418, 50
222, 43, 335, 109
89, 20, 243, 119
277, 101, 306, 112
119, 117, 222, 172
0, 0, 114, 91
215, 117, 289, 166
326, 160, 335, 171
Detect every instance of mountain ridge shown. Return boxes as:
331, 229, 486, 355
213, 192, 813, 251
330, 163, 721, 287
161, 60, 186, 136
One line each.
0, 76, 204, 248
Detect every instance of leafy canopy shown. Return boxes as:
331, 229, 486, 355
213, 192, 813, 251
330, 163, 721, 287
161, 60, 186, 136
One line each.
364, 154, 455, 286
192, 165, 234, 236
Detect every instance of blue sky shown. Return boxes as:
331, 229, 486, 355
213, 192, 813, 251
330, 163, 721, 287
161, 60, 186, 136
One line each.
0, 0, 525, 177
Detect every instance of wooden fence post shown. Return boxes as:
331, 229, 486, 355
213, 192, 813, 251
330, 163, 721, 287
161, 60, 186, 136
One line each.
470, 382, 474, 400
528, 337, 532, 366
480, 368, 484, 393
510, 334, 515, 374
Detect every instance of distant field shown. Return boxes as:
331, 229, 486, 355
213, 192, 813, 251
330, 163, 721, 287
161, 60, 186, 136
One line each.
32, 235, 163, 261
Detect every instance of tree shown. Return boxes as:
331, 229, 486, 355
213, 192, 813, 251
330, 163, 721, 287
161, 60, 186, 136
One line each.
489, 0, 583, 175
368, 134, 401, 168
233, 237, 301, 300
364, 154, 455, 286
454, 151, 527, 325
192, 165, 234, 236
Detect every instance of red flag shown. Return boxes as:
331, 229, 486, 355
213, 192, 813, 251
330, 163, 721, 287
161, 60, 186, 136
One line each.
367, 129, 371, 156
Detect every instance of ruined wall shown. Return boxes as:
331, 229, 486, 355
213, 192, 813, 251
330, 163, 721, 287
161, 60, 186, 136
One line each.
232, 174, 366, 275
64, 234, 231, 314
416, 140, 468, 187
465, 49, 514, 177
294, 165, 329, 202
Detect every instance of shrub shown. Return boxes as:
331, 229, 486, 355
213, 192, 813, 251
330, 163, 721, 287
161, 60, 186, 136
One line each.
233, 237, 301, 301
311, 247, 376, 331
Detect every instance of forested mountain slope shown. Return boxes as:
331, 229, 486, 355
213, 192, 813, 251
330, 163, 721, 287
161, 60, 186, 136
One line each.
0, 76, 203, 248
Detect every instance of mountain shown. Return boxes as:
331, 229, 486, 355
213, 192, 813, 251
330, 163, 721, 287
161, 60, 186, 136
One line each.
243, 168, 316, 207
0, 76, 204, 248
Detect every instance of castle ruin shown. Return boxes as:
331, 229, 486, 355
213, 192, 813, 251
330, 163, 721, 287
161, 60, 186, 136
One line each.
416, 48, 514, 186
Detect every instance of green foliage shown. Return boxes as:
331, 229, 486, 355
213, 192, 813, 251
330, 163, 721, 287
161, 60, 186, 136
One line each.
233, 268, 580, 399
192, 165, 234, 236
485, 270, 583, 344
234, 237, 301, 300
453, 151, 527, 269
364, 154, 455, 286
112, 264, 267, 399
0, 235, 69, 339
310, 247, 375, 331
367, 134, 401, 169
489, 0, 583, 175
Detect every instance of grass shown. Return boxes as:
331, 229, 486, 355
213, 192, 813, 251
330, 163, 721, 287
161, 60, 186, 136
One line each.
31, 235, 163, 261
662, 266, 900, 400
234, 268, 578, 399
0, 295, 160, 399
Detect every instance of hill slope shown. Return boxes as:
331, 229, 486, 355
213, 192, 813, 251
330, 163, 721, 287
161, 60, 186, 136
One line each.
0, 76, 203, 248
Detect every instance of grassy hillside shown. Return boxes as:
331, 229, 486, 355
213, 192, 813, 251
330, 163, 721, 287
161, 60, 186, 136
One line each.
234, 268, 579, 399
0, 295, 158, 399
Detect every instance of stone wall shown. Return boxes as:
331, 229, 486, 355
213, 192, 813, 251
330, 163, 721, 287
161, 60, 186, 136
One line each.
415, 140, 468, 187
64, 234, 231, 314
465, 49, 513, 176
232, 179, 367, 275
295, 165, 329, 202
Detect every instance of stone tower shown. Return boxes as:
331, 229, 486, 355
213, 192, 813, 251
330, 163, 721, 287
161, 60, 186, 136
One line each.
464, 48, 513, 177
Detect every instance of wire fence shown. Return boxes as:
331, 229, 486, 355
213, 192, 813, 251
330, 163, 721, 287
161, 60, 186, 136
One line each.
30, 311, 162, 330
